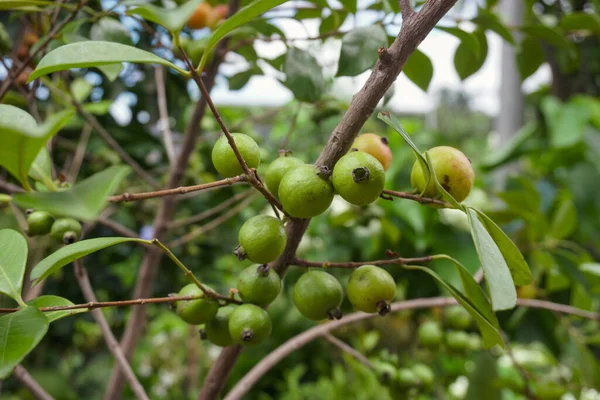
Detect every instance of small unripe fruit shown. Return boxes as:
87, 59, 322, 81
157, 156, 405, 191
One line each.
417, 320, 443, 347
26, 211, 55, 236
467, 333, 482, 351
396, 368, 420, 387
175, 284, 219, 325
187, 2, 212, 29
237, 215, 286, 264
50, 218, 82, 244
237, 265, 281, 306
228, 304, 272, 346
346, 265, 395, 314
445, 330, 470, 352
410, 146, 474, 202
332, 151, 385, 205
351, 133, 393, 171
279, 165, 335, 218
204, 305, 236, 347
293, 270, 343, 321
412, 363, 434, 387
265, 155, 304, 198
371, 360, 397, 383
211, 133, 260, 177
444, 306, 472, 330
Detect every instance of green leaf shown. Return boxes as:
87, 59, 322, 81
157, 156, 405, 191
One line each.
466, 208, 517, 311
31, 237, 149, 285
339, 0, 357, 13
472, 208, 532, 286
98, 64, 123, 81
319, 11, 347, 37
70, 78, 93, 102
521, 25, 573, 49
13, 166, 131, 221
560, 12, 600, 34
0, 0, 52, 10
549, 196, 577, 240
0, 307, 48, 378
454, 29, 488, 80
283, 47, 325, 102
481, 122, 537, 169
0, 230, 28, 306
229, 65, 261, 90
472, 9, 514, 44
28, 41, 184, 82
541, 96, 590, 148
0, 105, 73, 185
28, 147, 53, 185
295, 8, 322, 19
404, 264, 503, 348
377, 112, 430, 194
126, 0, 203, 33
437, 27, 481, 59
199, 0, 289, 70
89, 17, 132, 45
27, 295, 86, 322
336, 25, 388, 77
517, 37, 545, 79
403, 49, 433, 92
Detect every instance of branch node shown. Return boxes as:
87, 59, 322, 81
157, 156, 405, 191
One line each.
377, 47, 393, 64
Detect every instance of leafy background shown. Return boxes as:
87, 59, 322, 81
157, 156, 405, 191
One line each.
0, 0, 599, 399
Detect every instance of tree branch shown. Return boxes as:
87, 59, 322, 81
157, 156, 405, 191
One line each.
13, 365, 55, 400
154, 66, 176, 165
323, 333, 374, 369
399, 0, 415, 20
381, 189, 450, 207
73, 261, 150, 400
109, 175, 246, 203
292, 254, 434, 269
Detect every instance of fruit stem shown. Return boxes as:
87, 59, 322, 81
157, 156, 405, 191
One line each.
352, 167, 370, 183
234, 245, 247, 261
241, 328, 253, 341
376, 301, 391, 316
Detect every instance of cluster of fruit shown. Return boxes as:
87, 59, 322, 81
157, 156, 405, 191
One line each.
174, 132, 475, 348
186, 2, 229, 30
25, 210, 82, 244
417, 306, 481, 352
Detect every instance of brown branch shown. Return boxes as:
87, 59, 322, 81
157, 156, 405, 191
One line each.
0, 294, 239, 314
0, 178, 25, 194
13, 365, 55, 400
170, 189, 253, 229
516, 298, 600, 321
105, 1, 242, 397
280, 103, 302, 149
97, 216, 140, 239
0, 0, 87, 100
399, 0, 415, 20
67, 124, 91, 183
323, 333, 374, 369
73, 261, 150, 400
381, 189, 450, 207
292, 255, 434, 269
154, 66, 176, 164
109, 175, 246, 203
168, 193, 257, 248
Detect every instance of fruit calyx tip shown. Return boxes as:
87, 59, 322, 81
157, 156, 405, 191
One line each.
352, 167, 370, 183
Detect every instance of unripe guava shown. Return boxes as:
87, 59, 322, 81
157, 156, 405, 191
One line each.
237, 215, 286, 264
444, 306, 472, 330
417, 320, 443, 347
293, 270, 343, 320
278, 165, 335, 218
445, 330, 470, 352
332, 151, 385, 205
396, 368, 420, 387
410, 146, 474, 203
204, 305, 236, 347
346, 265, 396, 314
228, 304, 272, 346
175, 284, 219, 325
26, 211, 55, 236
237, 265, 281, 306
412, 363, 434, 387
265, 155, 304, 198
50, 218, 82, 244
351, 133, 393, 171
211, 133, 260, 177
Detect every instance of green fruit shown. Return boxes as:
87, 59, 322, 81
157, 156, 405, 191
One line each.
278, 164, 335, 218
412, 363, 434, 387
204, 305, 236, 347
531, 382, 566, 400
237, 265, 281, 306
50, 218, 82, 244
211, 133, 260, 177
371, 360, 397, 383
346, 265, 396, 314
237, 215, 286, 264
467, 333, 482, 351
175, 284, 219, 325
293, 270, 343, 320
265, 155, 304, 198
396, 368, 420, 387
417, 320, 443, 347
228, 304, 272, 346
410, 146, 474, 203
26, 211, 55, 236
332, 151, 385, 205
444, 306, 472, 330
445, 330, 469, 352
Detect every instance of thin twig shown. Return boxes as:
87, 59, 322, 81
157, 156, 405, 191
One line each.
169, 193, 257, 248
67, 124, 91, 182
292, 254, 435, 269
97, 216, 140, 239
73, 261, 150, 400
13, 365, 55, 400
109, 175, 246, 202
323, 333, 374, 369
154, 66, 176, 165
382, 189, 450, 207
280, 103, 302, 149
